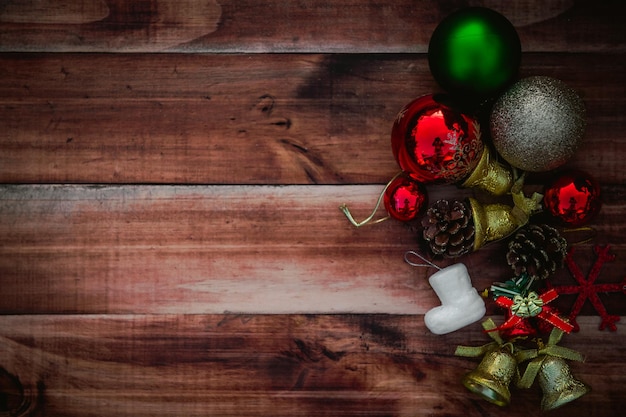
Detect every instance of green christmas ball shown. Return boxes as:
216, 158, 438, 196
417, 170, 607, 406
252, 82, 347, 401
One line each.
428, 7, 521, 100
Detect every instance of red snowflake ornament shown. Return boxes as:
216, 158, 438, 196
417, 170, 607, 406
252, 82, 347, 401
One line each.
551, 245, 626, 332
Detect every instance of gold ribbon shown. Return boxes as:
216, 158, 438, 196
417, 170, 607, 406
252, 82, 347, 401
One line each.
510, 189, 544, 226
517, 327, 585, 389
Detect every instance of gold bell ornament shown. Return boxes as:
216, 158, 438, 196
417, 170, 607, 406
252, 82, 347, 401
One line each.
517, 327, 590, 411
460, 145, 514, 196
422, 184, 543, 258
470, 187, 543, 252
462, 347, 517, 406
455, 319, 530, 406
537, 356, 590, 411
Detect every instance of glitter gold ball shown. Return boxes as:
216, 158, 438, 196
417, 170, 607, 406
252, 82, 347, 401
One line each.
489, 76, 586, 172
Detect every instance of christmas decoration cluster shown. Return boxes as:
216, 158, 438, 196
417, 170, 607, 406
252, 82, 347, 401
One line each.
340, 6, 624, 411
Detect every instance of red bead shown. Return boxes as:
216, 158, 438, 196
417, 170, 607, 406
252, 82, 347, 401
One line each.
383, 175, 428, 222
543, 170, 601, 226
391, 94, 484, 184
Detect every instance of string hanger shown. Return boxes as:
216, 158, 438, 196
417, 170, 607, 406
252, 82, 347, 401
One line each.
404, 250, 442, 270
338, 172, 402, 228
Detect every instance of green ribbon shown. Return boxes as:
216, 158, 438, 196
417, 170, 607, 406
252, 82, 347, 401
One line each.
490, 273, 535, 299
454, 319, 506, 358
511, 291, 543, 318
454, 319, 533, 364
517, 327, 585, 389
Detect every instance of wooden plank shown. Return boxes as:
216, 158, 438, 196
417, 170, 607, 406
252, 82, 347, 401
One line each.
0, 314, 622, 416
1, 53, 624, 185
1, 184, 624, 315
0, 1, 624, 53
0, 3, 622, 417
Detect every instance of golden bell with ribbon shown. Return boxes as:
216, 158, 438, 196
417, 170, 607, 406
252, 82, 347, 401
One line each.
537, 356, 590, 411
461, 347, 517, 406
460, 146, 514, 196
468, 187, 543, 252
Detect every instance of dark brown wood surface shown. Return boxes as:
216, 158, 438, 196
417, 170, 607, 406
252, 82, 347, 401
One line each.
0, 53, 623, 184
1, 1, 625, 416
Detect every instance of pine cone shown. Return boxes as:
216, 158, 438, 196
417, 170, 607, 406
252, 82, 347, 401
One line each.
421, 199, 475, 257
506, 223, 568, 280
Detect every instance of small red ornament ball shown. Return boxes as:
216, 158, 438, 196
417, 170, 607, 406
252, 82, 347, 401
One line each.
543, 170, 601, 226
391, 94, 483, 184
383, 175, 428, 222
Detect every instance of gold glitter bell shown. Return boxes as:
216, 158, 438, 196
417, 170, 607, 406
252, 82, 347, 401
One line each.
468, 188, 543, 252
537, 356, 590, 411
461, 146, 514, 196
461, 347, 517, 406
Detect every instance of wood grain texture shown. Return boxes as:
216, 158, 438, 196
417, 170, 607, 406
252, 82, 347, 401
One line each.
0, 0, 223, 52
0, 0, 624, 53
1, 53, 624, 185
0, 314, 623, 417
1, 184, 624, 317
1, 1, 625, 416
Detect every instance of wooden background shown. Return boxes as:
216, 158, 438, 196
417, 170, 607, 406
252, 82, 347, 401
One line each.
0, 1, 624, 416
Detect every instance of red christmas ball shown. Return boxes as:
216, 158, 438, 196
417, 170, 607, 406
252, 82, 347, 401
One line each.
391, 94, 484, 184
383, 175, 428, 222
543, 170, 601, 226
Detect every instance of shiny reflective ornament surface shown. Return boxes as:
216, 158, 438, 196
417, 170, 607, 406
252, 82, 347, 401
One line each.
538, 356, 590, 411
490, 76, 586, 172
543, 170, 601, 226
462, 348, 516, 406
383, 174, 427, 222
391, 94, 483, 184
428, 7, 521, 100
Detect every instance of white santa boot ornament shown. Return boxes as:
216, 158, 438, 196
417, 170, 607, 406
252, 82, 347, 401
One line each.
405, 252, 486, 335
